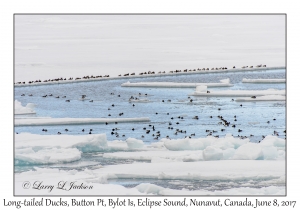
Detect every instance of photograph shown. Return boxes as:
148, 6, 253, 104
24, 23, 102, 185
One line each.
14, 14, 286, 196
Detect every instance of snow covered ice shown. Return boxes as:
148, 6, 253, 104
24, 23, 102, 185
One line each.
14, 14, 286, 196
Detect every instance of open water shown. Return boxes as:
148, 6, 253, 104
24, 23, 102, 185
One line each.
14, 68, 286, 143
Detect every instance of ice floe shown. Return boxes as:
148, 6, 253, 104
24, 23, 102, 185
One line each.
92, 160, 285, 182
242, 78, 286, 83
104, 136, 285, 162
15, 117, 150, 126
15, 100, 36, 115
102, 150, 204, 162
121, 79, 233, 88
235, 95, 285, 101
15, 133, 146, 154
15, 133, 160, 160
190, 86, 285, 97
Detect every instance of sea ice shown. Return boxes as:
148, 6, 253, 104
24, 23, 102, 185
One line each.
15, 100, 36, 115
15, 117, 150, 126
121, 79, 233, 88
242, 78, 286, 83
190, 87, 285, 97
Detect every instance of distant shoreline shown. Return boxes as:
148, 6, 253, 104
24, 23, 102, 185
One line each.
14, 66, 285, 88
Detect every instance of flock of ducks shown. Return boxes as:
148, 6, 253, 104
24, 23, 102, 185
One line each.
17, 89, 284, 142
14, 64, 267, 85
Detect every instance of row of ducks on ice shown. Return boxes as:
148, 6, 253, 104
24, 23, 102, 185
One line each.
14, 64, 267, 85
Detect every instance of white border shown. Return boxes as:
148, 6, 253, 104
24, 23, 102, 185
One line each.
2, 0, 297, 209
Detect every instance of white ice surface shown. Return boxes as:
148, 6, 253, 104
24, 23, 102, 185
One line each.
103, 135, 285, 162
15, 133, 109, 155
14, 100, 36, 115
235, 95, 286, 102
15, 15, 285, 83
121, 79, 233, 88
14, 117, 150, 126
15, 133, 165, 155
102, 150, 204, 162
96, 160, 285, 181
242, 78, 286, 83
126, 138, 145, 149
191, 88, 285, 97
15, 133, 136, 153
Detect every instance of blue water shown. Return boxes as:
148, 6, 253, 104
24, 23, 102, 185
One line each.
14, 69, 286, 144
